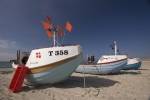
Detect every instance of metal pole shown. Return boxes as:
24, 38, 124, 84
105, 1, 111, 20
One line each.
114, 41, 117, 56
53, 31, 56, 46
83, 65, 86, 88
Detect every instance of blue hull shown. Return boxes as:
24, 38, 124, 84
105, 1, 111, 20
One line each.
123, 62, 141, 70
97, 62, 127, 74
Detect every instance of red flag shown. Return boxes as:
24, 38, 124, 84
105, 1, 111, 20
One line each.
42, 21, 50, 30
65, 21, 73, 32
42, 21, 53, 38
46, 30, 52, 38
42, 16, 53, 38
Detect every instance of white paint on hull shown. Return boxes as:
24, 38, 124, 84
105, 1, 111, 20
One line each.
26, 54, 82, 84
76, 55, 127, 74
12, 45, 83, 84
76, 58, 127, 74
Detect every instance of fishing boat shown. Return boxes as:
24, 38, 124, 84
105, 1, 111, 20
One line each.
109, 41, 142, 70
75, 41, 127, 74
12, 17, 83, 84
123, 58, 142, 70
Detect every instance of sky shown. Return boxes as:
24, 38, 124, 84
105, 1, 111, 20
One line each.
0, 0, 150, 61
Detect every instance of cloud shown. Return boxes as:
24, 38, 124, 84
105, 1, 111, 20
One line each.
0, 39, 17, 49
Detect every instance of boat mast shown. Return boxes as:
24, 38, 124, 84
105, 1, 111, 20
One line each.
42, 16, 73, 47
53, 31, 56, 46
114, 41, 117, 56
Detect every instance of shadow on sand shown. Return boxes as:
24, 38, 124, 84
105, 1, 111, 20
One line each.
23, 76, 119, 92
96, 70, 141, 76
119, 70, 141, 75
139, 68, 150, 70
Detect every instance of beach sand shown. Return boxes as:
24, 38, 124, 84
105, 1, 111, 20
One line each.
0, 61, 150, 100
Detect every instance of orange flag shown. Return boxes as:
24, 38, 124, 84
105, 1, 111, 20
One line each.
65, 21, 73, 32
46, 30, 52, 38
42, 16, 53, 38
42, 21, 50, 30
42, 21, 52, 38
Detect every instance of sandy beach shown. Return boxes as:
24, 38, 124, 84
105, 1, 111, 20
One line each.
0, 61, 150, 100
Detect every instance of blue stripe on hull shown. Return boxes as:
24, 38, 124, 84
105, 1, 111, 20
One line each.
26, 54, 82, 84
123, 62, 141, 70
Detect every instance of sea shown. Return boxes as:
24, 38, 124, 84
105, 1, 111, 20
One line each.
0, 61, 11, 68
0, 61, 13, 72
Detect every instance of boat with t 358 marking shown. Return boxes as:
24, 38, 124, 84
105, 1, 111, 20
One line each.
12, 17, 83, 84
75, 41, 127, 74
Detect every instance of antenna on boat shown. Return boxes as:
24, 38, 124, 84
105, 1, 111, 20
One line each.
53, 26, 57, 46
42, 16, 73, 47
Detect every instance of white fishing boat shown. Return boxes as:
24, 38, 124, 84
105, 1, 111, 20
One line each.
123, 58, 142, 70
12, 17, 83, 84
75, 41, 127, 74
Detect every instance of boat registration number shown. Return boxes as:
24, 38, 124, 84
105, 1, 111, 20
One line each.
48, 50, 68, 56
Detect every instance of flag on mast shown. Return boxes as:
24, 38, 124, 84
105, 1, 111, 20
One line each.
42, 16, 53, 38
65, 21, 73, 32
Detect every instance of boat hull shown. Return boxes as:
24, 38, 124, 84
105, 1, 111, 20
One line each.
75, 59, 127, 74
26, 54, 82, 84
123, 58, 142, 70
12, 45, 83, 84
